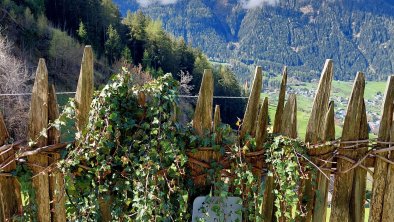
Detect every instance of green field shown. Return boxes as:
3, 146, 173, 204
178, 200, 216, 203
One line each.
263, 80, 387, 140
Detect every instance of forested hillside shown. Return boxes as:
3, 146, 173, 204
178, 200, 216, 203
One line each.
0, 0, 246, 135
115, 0, 394, 81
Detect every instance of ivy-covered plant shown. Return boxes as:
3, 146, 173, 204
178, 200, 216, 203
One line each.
59, 69, 190, 221
265, 136, 310, 221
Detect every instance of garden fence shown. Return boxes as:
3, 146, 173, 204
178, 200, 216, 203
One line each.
1, 46, 394, 222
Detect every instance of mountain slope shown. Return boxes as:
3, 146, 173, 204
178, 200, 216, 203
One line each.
115, 0, 394, 81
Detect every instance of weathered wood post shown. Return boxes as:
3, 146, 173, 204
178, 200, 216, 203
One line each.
369, 76, 394, 221
350, 100, 368, 222
238, 66, 263, 221
383, 111, 394, 221
255, 97, 269, 217
213, 105, 222, 144
311, 101, 335, 221
330, 72, 366, 221
193, 69, 213, 136
75, 46, 109, 220
301, 59, 334, 222
278, 94, 298, 222
48, 85, 66, 222
262, 67, 287, 222
255, 97, 269, 150
75, 46, 94, 131
272, 66, 287, 135
281, 94, 297, 139
188, 69, 216, 187
28, 58, 50, 222
0, 112, 21, 221
240, 66, 262, 139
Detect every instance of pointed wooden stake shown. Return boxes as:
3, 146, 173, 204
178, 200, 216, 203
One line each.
213, 105, 222, 144
193, 69, 214, 136
27, 58, 50, 222
306, 59, 333, 143
262, 68, 286, 222
312, 101, 335, 222
383, 112, 394, 221
330, 72, 365, 221
48, 85, 66, 222
350, 100, 368, 222
48, 85, 60, 145
282, 94, 297, 139
255, 97, 269, 149
240, 66, 262, 138
273, 66, 287, 134
75, 46, 94, 130
302, 59, 333, 222
370, 76, 394, 221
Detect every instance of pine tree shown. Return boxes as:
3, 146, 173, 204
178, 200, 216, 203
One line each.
105, 24, 122, 64
121, 47, 133, 64
142, 50, 151, 68
77, 21, 89, 44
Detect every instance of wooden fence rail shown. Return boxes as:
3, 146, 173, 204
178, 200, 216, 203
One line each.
1, 45, 394, 221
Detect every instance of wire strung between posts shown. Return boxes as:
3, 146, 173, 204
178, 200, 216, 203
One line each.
0, 92, 76, 96
0, 92, 251, 99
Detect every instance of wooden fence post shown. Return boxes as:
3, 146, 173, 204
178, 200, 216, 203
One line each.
370, 76, 394, 221
281, 94, 297, 139
350, 100, 368, 222
193, 69, 213, 136
213, 105, 221, 144
383, 110, 394, 220
330, 72, 366, 221
0, 112, 21, 221
305, 59, 333, 143
240, 66, 262, 138
262, 69, 287, 221
272, 66, 287, 134
28, 58, 50, 222
48, 85, 66, 222
255, 97, 269, 149
311, 101, 335, 221
75, 46, 94, 131
303, 59, 333, 222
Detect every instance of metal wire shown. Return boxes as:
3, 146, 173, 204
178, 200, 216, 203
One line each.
0, 92, 76, 96
0, 93, 251, 99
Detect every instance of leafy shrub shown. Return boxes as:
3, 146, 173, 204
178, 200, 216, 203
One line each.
60, 69, 190, 221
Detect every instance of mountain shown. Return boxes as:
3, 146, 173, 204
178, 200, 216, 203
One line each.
114, 0, 394, 81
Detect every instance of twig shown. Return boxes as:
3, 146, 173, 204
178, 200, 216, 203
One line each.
17, 142, 71, 158
295, 152, 333, 183
335, 155, 373, 175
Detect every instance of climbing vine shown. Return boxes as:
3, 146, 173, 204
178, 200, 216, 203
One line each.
265, 136, 311, 221
59, 70, 190, 221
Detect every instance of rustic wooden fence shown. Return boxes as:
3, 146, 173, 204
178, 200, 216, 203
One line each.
1, 45, 394, 221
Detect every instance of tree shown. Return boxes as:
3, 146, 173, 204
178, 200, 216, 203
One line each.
142, 49, 151, 69
121, 47, 132, 64
123, 10, 149, 64
105, 24, 122, 64
77, 21, 89, 44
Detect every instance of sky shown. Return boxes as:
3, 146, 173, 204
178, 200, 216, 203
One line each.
136, 0, 279, 8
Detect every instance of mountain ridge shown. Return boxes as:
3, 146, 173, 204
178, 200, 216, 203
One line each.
114, 0, 394, 81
